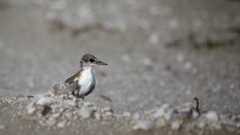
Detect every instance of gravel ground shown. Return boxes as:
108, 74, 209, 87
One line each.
0, 0, 240, 134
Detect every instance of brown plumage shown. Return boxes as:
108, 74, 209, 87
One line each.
65, 71, 80, 84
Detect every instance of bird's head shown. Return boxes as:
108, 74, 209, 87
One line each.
80, 54, 108, 68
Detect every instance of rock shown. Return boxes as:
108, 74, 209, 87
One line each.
26, 100, 36, 115
83, 102, 95, 107
64, 100, 76, 107
171, 121, 181, 130
122, 111, 131, 118
78, 106, 93, 118
113, 114, 122, 120
27, 106, 37, 115
40, 119, 56, 127
152, 104, 172, 121
155, 119, 167, 128
0, 124, 5, 130
205, 111, 219, 122
41, 105, 52, 116
102, 111, 114, 118
52, 83, 69, 94
101, 121, 113, 126
211, 122, 221, 130
93, 112, 101, 120
236, 123, 240, 128
52, 113, 61, 118
57, 120, 67, 128
132, 120, 152, 131
36, 97, 53, 106
132, 112, 141, 120
64, 111, 73, 119
197, 121, 206, 129
101, 107, 113, 114
221, 118, 235, 126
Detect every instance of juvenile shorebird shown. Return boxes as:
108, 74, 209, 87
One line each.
65, 54, 107, 100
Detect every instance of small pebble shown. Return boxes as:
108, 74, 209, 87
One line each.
36, 97, 53, 106
171, 121, 181, 130
132, 112, 141, 120
0, 124, 5, 130
101, 107, 114, 113
57, 120, 66, 128
132, 120, 152, 131
122, 112, 131, 118
78, 106, 93, 118
27, 107, 37, 115
93, 112, 101, 120
155, 119, 167, 128
205, 111, 219, 122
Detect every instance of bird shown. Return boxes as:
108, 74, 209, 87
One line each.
65, 54, 107, 100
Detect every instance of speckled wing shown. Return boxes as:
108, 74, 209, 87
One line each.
68, 81, 80, 91
65, 71, 81, 92
65, 71, 80, 84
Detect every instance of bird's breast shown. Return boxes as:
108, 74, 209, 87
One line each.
78, 69, 95, 95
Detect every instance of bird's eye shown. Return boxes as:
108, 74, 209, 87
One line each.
89, 59, 94, 62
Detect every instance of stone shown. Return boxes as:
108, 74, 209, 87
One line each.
205, 111, 219, 122
236, 123, 240, 128
221, 117, 235, 126
153, 104, 172, 121
78, 106, 93, 118
83, 102, 95, 107
64, 111, 72, 119
132, 120, 152, 131
155, 119, 167, 128
101, 121, 113, 126
122, 111, 131, 118
40, 119, 56, 127
171, 121, 181, 130
42, 105, 52, 116
52, 113, 61, 118
197, 121, 206, 129
132, 112, 141, 120
211, 122, 221, 130
0, 125, 5, 130
27, 106, 37, 115
57, 120, 67, 128
64, 100, 76, 107
101, 107, 113, 113
93, 112, 101, 120
102, 111, 114, 118
36, 97, 53, 106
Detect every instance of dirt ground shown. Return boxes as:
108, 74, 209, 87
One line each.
0, 0, 240, 134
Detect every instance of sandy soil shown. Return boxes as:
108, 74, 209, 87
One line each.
0, 0, 240, 134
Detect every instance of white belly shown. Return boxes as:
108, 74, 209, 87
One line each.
78, 68, 95, 96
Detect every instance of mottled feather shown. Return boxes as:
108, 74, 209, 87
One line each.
65, 71, 80, 84
68, 80, 80, 90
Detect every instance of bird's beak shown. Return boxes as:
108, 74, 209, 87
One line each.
94, 61, 108, 65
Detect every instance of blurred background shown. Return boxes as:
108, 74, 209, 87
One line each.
0, 0, 239, 114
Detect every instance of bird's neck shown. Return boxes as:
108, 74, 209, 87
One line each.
81, 66, 93, 71
80, 66, 94, 80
